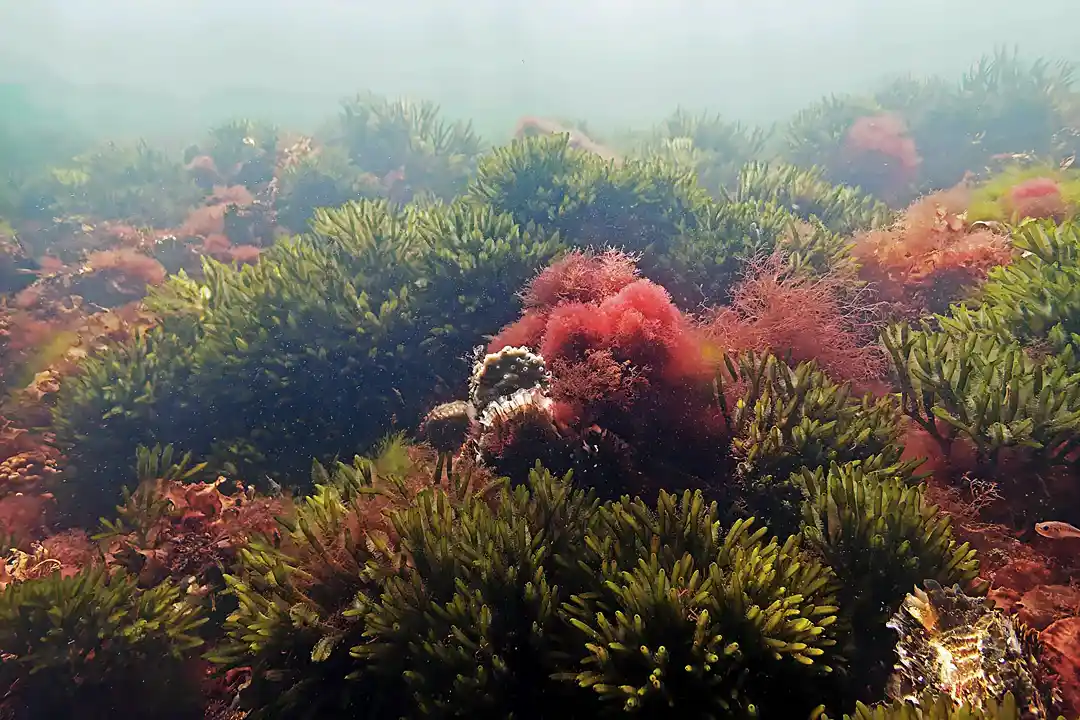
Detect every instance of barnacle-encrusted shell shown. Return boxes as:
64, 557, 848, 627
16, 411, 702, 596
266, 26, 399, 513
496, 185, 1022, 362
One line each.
421, 400, 475, 453
478, 386, 554, 431
886, 580, 1049, 718
468, 345, 550, 412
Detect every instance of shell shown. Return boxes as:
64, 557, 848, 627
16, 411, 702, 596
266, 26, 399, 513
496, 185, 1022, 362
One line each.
886, 580, 1051, 718
468, 345, 550, 413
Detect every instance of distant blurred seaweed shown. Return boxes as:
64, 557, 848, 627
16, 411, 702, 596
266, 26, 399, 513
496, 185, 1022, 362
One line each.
783, 94, 886, 192
785, 49, 1077, 203
25, 141, 205, 227
635, 108, 770, 195
198, 118, 279, 189
967, 164, 1080, 223
903, 50, 1075, 193
334, 93, 483, 202
274, 145, 385, 232
272, 94, 484, 231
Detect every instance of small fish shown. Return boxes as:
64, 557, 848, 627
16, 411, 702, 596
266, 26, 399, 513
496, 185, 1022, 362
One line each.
1034, 521, 1080, 539
1061, 154, 1076, 170
989, 151, 1032, 163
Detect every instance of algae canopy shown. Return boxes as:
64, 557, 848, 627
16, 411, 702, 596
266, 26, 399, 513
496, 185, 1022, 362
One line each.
3, 2, 1080, 719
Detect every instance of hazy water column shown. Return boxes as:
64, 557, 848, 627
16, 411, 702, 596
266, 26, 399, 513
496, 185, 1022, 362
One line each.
4, 0, 1080, 137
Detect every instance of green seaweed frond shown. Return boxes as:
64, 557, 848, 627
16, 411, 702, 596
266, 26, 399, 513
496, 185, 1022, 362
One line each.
798, 459, 982, 692
943, 220, 1080, 365
836, 691, 1049, 720
635, 108, 770, 194
53, 326, 200, 523
210, 455, 403, 719
883, 322, 1080, 471
411, 200, 565, 373
718, 353, 906, 534
470, 133, 706, 257
659, 198, 849, 307
729, 161, 893, 235
782, 95, 882, 174
0, 567, 205, 720
135, 442, 208, 484
566, 488, 840, 717
356, 463, 596, 717
306, 197, 423, 287
37, 140, 203, 226
469, 132, 587, 226
336, 93, 482, 197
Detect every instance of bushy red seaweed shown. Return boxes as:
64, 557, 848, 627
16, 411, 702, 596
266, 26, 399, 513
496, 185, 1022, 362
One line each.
1008, 176, 1068, 221
702, 253, 886, 386
101, 476, 290, 588
489, 249, 725, 482
843, 113, 921, 203
853, 188, 1013, 316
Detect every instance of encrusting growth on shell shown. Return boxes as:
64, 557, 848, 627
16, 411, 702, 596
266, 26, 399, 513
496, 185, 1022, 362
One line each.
886, 580, 1052, 718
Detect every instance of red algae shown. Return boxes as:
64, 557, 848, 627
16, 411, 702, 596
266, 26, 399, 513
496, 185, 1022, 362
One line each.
489, 249, 725, 467
524, 248, 639, 310
488, 311, 548, 352
854, 188, 1012, 316
599, 279, 702, 379
703, 253, 885, 384
85, 248, 167, 286
548, 349, 644, 426
539, 302, 613, 361
843, 113, 922, 202
0, 493, 52, 544
846, 114, 921, 169
227, 245, 262, 265
1007, 177, 1068, 220
39, 530, 96, 576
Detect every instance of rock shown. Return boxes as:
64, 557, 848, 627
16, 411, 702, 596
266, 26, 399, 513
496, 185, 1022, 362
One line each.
1016, 584, 1080, 631
988, 586, 1022, 614
1040, 617, 1080, 718
991, 557, 1054, 594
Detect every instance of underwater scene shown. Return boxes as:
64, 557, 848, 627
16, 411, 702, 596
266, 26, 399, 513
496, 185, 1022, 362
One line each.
5, 4, 1080, 719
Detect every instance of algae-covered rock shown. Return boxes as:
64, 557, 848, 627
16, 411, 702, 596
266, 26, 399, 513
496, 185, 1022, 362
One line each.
53, 198, 559, 519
